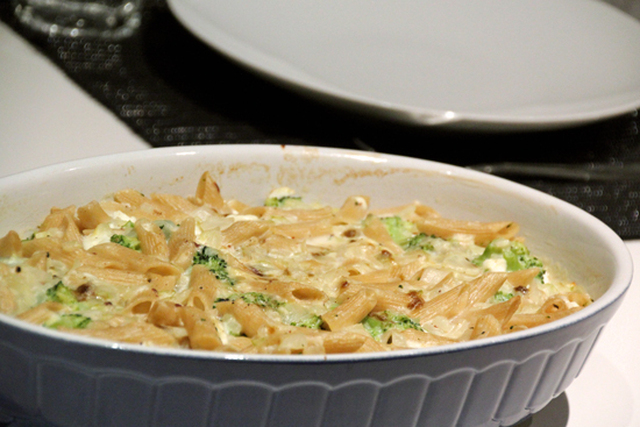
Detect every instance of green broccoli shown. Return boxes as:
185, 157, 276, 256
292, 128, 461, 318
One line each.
493, 291, 515, 303
236, 292, 284, 310
403, 233, 438, 252
193, 246, 235, 285
45, 282, 78, 305
289, 314, 323, 329
47, 313, 91, 329
110, 233, 141, 251
473, 239, 545, 280
265, 196, 303, 208
380, 216, 417, 247
361, 310, 424, 341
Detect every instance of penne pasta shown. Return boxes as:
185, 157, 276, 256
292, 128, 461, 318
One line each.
180, 306, 222, 350
0, 172, 591, 354
322, 289, 378, 331
0, 231, 22, 258
135, 218, 170, 261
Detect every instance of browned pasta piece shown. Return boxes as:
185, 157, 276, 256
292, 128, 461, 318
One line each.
415, 217, 519, 245
22, 237, 84, 269
72, 265, 150, 288
88, 242, 181, 276
147, 300, 182, 327
0, 285, 17, 315
76, 201, 111, 231
216, 300, 276, 338
361, 215, 403, 255
150, 193, 201, 220
255, 281, 326, 303
467, 272, 509, 306
113, 189, 147, 208
416, 268, 452, 287
146, 272, 178, 293
0, 230, 22, 257
259, 233, 301, 253
222, 220, 270, 247
506, 268, 543, 288
186, 264, 221, 311
222, 253, 269, 282
463, 296, 521, 328
321, 289, 377, 331
194, 172, 228, 213
341, 282, 422, 314
350, 260, 425, 284
68, 320, 179, 347
355, 336, 389, 353
335, 196, 370, 223
271, 218, 333, 240
168, 217, 197, 270
41, 207, 83, 243
239, 205, 268, 217
505, 307, 581, 331
412, 203, 441, 219
413, 283, 466, 323
322, 330, 368, 353
40, 206, 74, 230
266, 206, 335, 222
134, 219, 170, 261
126, 288, 160, 315
470, 314, 503, 340
25, 251, 50, 271
180, 306, 222, 350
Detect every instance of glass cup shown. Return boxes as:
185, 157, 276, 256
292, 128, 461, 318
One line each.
12, 0, 142, 39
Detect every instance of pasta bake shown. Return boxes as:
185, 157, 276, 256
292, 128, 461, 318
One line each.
0, 172, 592, 354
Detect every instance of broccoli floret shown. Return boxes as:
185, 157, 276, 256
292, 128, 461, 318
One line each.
403, 233, 437, 252
503, 241, 544, 272
493, 291, 515, 302
47, 313, 91, 329
289, 314, 323, 329
473, 239, 545, 280
361, 310, 424, 340
110, 233, 141, 251
45, 282, 78, 305
472, 240, 503, 266
193, 246, 235, 285
238, 292, 284, 310
380, 216, 419, 247
265, 196, 303, 208
43, 284, 91, 328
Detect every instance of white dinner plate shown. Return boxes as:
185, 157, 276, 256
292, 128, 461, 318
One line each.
167, 0, 640, 131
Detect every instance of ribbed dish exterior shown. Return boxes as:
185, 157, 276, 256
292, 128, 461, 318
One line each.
0, 322, 606, 427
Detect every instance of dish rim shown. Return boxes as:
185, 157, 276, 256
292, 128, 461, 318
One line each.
0, 144, 632, 364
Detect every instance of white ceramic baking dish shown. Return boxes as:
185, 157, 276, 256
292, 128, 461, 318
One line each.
0, 145, 632, 427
